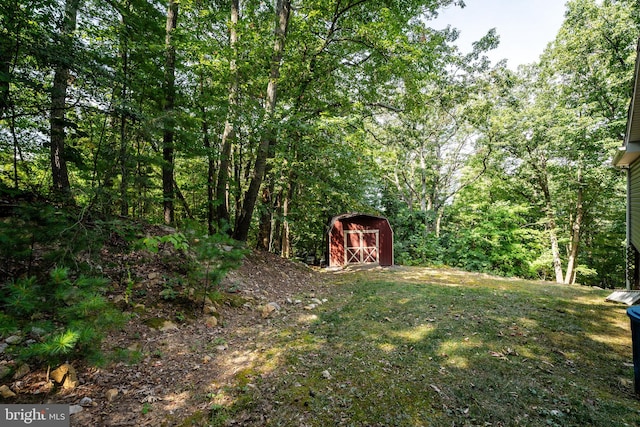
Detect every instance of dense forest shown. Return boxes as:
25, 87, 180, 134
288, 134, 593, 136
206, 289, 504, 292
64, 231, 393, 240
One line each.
1, 0, 639, 287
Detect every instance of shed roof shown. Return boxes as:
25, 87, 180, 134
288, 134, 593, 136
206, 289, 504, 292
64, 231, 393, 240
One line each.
327, 212, 391, 231
614, 38, 640, 167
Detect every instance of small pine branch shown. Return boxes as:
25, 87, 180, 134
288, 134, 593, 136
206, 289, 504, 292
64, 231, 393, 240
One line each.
5, 276, 41, 316
46, 330, 80, 355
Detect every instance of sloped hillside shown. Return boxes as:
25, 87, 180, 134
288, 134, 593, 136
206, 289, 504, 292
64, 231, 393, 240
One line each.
1, 232, 327, 426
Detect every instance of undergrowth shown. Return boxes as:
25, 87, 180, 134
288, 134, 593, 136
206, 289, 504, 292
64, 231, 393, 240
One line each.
1, 268, 123, 364
0, 201, 126, 365
0, 199, 244, 369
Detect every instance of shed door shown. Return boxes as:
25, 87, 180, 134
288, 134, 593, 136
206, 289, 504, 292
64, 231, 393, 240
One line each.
344, 230, 379, 264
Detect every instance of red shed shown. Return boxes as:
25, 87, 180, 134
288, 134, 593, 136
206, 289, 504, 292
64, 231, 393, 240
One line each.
327, 213, 394, 267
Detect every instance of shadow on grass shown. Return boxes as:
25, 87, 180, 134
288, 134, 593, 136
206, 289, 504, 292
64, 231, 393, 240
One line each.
206, 267, 640, 427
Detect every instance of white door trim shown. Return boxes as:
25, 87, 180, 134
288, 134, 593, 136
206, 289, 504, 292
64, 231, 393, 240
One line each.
344, 230, 379, 264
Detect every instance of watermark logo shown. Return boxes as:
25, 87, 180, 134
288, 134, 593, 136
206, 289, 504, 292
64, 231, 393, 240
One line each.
1, 405, 69, 426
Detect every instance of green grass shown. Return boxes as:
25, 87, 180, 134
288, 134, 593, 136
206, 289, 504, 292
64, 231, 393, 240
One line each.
210, 267, 640, 426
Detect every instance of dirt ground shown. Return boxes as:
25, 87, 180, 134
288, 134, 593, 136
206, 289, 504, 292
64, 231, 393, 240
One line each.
1, 247, 329, 426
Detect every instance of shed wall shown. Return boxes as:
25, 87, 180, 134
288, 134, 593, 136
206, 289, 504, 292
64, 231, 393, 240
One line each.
327, 215, 393, 267
329, 220, 345, 267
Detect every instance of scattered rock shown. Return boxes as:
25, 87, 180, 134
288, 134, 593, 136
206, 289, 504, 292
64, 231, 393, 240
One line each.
0, 384, 16, 398
304, 304, 317, 310
133, 303, 146, 313
69, 405, 83, 415
0, 343, 7, 354
144, 317, 167, 329
65, 370, 80, 390
619, 377, 633, 388
105, 388, 119, 402
5, 335, 22, 345
13, 363, 30, 380
128, 342, 142, 352
30, 327, 46, 337
50, 363, 70, 383
215, 344, 228, 352
50, 363, 79, 390
321, 370, 332, 379
148, 272, 160, 280
79, 397, 94, 407
205, 316, 218, 328
550, 409, 564, 418
261, 302, 281, 318
311, 298, 323, 305
204, 305, 218, 315
159, 320, 178, 331
203, 355, 212, 364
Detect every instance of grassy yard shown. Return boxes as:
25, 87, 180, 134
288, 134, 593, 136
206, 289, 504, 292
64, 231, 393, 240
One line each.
213, 266, 640, 426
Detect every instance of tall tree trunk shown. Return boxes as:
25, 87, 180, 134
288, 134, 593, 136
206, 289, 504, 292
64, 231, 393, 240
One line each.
195, 7, 215, 234
173, 178, 193, 220
0, 40, 10, 120
435, 207, 444, 238
547, 214, 564, 284
10, 103, 24, 189
256, 182, 273, 251
50, 0, 81, 197
216, 0, 239, 229
233, 0, 291, 242
1, 6, 19, 120
162, 0, 178, 225
564, 168, 584, 284
419, 150, 427, 212
281, 177, 294, 258
201, 95, 215, 235
117, 2, 130, 216
540, 175, 564, 284
529, 147, 564, 284
233, 142, 243, 220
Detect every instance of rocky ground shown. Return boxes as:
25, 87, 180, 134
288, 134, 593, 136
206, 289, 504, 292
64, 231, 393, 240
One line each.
0, 244, 329, 426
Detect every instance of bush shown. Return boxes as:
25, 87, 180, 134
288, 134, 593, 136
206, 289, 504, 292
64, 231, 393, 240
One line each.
0, 268, 123, 364
135, 227, 246, 308
188, 229, 247, 307
0, 201, 106, 279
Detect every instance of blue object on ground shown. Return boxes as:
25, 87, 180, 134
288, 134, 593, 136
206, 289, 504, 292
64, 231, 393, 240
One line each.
627, 306, 640, 395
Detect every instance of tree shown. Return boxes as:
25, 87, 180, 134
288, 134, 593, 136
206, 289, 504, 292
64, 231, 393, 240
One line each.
533, 0, 637, 283
233, 0, 291, 242
374, 28, 499, 237
162, 0, 178, 225
50, 0, 82, 197
215, 0, 239, 231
